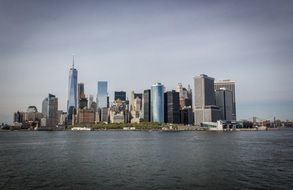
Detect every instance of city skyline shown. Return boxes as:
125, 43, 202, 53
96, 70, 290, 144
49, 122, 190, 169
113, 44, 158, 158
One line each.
1, 0, 293, 123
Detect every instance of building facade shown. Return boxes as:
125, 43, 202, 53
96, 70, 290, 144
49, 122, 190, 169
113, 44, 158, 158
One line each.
47, 94, 58, 127
143, 89, 151, 122
151, 83, 164, 123
164, 90, 180, 124
97, 81, 108, 109
194, 74, 220, 125
67, 57, 78, 125
114, 91, 126, 101
76, 108, 95, 124
214, 80, 236, 121
78, 83, 88, 109
215, 88, 233, 121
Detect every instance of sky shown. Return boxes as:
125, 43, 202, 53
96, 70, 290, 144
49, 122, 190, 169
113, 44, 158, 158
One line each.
0, 0, 293, 123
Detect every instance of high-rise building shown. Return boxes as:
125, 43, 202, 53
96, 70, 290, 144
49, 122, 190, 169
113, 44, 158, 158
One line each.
215, 88, 233, 121
180, 107, 194, 125
130, 91, 142, 122
88, 95, 94, 109
78, 83, 85, 100
193, 74, 220, 125
97, 81, 108, 109
143, 89, 151, 122
214, 80, 236, 121
151, 83, 164, 123
77, 83, 88, 109
114, 91, 126, 101
14, 111, 25, 123
67, 56, 78, 125
176, 83, 192, 109
47, 94, 58, 127
164, 90, 180, 124
130, 91, 142, 111
130, 91, 142, 123
42, 98, 48, 117
176, 83, 193, 125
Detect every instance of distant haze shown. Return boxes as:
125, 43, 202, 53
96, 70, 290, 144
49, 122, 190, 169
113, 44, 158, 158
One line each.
0, 0, 293, 123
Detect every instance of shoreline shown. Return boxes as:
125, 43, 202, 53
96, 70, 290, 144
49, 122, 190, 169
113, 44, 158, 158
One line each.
1, 127, 291, 132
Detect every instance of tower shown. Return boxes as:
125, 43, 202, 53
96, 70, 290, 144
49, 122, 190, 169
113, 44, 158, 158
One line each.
164, 90, 180, 124
193, 74, 220, 125
47, 94, 58, 127
214, 80, 236, 121
151, 83, 164, 123
67, 56, 78, 125
215, 88, 233, 121
143, 89, 151, 122
97, 81, 108, 109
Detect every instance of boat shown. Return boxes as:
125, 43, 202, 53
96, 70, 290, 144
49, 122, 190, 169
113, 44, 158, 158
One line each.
71, 127, 92, 131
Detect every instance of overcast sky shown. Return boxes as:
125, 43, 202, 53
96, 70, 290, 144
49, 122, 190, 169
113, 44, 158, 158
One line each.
0, 0, 293, 123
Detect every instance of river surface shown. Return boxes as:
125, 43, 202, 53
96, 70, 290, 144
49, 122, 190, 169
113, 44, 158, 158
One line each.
0, 130, 293, 189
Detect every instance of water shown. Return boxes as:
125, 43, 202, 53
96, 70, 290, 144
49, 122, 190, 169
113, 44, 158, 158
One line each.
0, 130, 293, 190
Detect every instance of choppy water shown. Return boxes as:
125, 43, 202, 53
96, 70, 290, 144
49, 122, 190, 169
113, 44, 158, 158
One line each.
0, 130, 293, 189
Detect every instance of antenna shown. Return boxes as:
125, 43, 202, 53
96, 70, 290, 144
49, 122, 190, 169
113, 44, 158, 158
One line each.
72, 54, 75, 68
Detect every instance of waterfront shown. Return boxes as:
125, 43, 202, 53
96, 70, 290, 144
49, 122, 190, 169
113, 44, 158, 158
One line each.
1, 130, 293, 189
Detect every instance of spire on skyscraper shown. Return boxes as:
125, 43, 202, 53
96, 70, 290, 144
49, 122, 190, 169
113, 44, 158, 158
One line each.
72, 55, 75, 68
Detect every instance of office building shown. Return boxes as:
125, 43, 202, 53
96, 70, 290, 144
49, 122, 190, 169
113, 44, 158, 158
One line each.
180, 107, 194, 125
193, 74, 220, 125
76, 109, 95, 124
130, 96, 142, 123
214, 80, 236, 120
14, 111, 25, 123
100, 107, 109, 123
164, 90, 180, 124
25, 106, 42, 122
143, 89, 151, 122
114, 91, 126, 101
176, 83, 192, 109
78, 83, 87, 109
97, 81, 108, 109
88, 95, 94, 109
151, 83, 164, 123
78, 83, 85, 101
67, 56, 78, 125
47, 94, 58, 127
130, 91, 142, 123
42, 98, 48, 117
215, 88, 233, 121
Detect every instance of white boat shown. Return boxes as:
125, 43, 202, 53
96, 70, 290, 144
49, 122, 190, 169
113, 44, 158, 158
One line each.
71, 127, 91, 131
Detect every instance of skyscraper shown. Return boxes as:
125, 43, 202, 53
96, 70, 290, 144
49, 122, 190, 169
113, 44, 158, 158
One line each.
78, 83, 85, 100
47, 94, 58, 127
164, 90, 180, 124
214, 80, 236, 121
151, 83, 164, 123
88, 95, 94, 109
215, 88, 233, 121
193, 74, 220, 125
42, 97, 48, 117
114, 91, 126, 101
143, 89, 151, 122
78, 83, 87, 109
67, 56, 78, 125
97, 81, 108, 109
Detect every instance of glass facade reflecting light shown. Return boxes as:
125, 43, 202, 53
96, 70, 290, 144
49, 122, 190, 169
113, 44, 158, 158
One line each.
97, 81, 108, 109
67, 60, 78, 124
151, 83, 164, 123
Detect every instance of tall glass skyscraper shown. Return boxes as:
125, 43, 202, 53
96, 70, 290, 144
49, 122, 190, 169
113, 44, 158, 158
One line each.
151, 83, 164, 123
97, 81, 108, 109
67, 57, 78, 124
